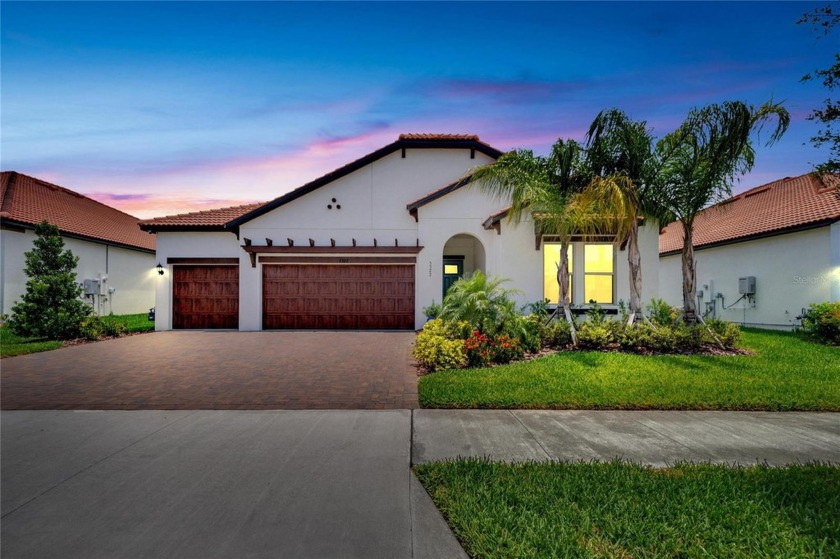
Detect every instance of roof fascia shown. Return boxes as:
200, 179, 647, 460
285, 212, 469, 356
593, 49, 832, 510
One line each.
1, 218, 156, 254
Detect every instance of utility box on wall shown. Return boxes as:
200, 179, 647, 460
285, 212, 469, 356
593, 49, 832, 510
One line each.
739, 276, 756, 295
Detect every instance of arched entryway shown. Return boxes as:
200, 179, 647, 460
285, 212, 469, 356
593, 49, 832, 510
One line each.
442, 234, 486, 298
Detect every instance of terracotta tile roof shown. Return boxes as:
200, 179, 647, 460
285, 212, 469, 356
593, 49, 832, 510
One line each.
659, 173, 840, 255
138, 202, 266, 230
482, 206, 511, 229
398, 133, 480, 141
0, 172, 155, 252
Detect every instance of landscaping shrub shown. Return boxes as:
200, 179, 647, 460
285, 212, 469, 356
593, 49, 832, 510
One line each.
543, 319, 573, 348
576, 322, 616, 350
79, 316, 105, 341
704, 318, 742, 348
672, 323, 703, 352
413, 319, 467, 372
521, 314, 548, 353
801, 301, 840, 345
422, 301, 442, 320
619, 323, 676, 353
464, 330, 494, 367
491, 334, 525, 364
647, 297, 679, 327
439, 271, 521, 335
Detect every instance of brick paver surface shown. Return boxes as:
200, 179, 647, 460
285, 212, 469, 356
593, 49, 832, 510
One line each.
1, 331, 419, 410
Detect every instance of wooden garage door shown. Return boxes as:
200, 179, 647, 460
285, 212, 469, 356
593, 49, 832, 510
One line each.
173, 265, 239, 329
263, 264, 414, 330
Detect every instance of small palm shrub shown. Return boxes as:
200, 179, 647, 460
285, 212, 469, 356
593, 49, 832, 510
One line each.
801, 302, 840, 345
422, 301, 442, 320
440, 271, 521, 335
413, 320, 467, 372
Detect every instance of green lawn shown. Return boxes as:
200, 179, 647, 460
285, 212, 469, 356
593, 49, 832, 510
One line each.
419, 328, 840, 411
1, 313, 154, 358
101, 312, 155, 333
0, 326, 62, 358
415, 459, 840, 559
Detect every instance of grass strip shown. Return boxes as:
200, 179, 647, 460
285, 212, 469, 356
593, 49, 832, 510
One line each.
415, 459, 840, 559
419, 328, 840, 411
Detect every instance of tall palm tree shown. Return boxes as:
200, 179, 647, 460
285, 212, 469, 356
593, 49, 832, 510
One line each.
471, 140, 592, 340
656, 100, 790, 323
582, 109, 659, 325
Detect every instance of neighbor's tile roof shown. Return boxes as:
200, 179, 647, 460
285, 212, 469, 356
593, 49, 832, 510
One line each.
138, 202, 266, 230
0, 171, 155, 252
659, 173, 840, 255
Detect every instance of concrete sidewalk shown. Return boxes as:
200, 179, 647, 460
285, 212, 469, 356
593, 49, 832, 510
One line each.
1, 410, 465, 559
413, 410, 840, 466
3, 410, 839, 559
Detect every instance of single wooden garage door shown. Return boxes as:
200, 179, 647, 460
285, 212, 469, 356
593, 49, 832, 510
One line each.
173, 265, 239, 329
263, 264, 414, 330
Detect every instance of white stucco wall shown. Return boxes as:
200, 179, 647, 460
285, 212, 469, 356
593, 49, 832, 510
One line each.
152, 231, 242, 330
658, 226, 837, 329
1, 226, 155, 316
151, 146, 663, 331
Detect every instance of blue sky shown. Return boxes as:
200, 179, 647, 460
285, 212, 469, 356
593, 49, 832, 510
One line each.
1, 1, 834, 218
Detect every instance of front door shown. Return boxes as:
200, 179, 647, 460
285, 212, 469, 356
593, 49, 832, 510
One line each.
442, 257, 464, 299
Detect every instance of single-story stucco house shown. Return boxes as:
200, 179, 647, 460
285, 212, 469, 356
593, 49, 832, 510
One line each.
0, 171, 157, 316
140, 134, 661, 331
658, 172, 840, 329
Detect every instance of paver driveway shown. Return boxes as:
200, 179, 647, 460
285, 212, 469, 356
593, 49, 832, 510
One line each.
1, 331, 419, 410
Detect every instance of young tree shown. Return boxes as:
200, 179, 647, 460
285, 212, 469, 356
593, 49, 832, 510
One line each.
656, 101, 790, 324
8, 221, 92, 339
471, 140, 592, 341
583, 109, 659, 325
799, 3, 839, 173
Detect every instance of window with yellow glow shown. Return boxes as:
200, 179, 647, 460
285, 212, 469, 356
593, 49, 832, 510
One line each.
444, 264, 460, 275
543, 244, 572, 304
583, 244, 614, 303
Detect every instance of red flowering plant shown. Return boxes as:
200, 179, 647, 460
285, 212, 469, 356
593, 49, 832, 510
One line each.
492, 334, 524, 364
463, 330, 495, 367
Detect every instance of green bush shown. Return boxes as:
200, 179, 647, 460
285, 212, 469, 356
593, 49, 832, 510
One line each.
413, 319, 467, 372
576, 322, 616, 350
801, 302, 840, 345
79, 316, 105, 341
544, 320, 573, 348
619, 323, 676, 353
422, 301, 442, 320
704, 319, 742, 348
672, 324, 703, 352
647, 298, 679, 327
521, 314, 548, 353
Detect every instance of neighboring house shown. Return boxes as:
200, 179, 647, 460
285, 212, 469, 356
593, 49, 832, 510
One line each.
659, 172, 840, 330
140, 134, 661, 331
1, 172, 157, 316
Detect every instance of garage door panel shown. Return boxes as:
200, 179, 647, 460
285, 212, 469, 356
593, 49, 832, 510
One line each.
173, 266, 239, 329
263, 264, 414, 330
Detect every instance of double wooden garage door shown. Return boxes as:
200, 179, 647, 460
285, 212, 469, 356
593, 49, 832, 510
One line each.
172, 264, 414, 330
263, 264, 415, 330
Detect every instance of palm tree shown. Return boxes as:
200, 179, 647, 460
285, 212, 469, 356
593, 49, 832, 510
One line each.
656, 100, 790, 323
470, 140, 592, 341
582, 109, 659, 325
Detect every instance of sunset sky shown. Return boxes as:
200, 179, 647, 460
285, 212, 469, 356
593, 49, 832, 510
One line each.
1, 1, 834, 219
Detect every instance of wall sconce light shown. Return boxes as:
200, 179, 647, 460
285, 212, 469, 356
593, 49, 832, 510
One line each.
156, 262, 164, 276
